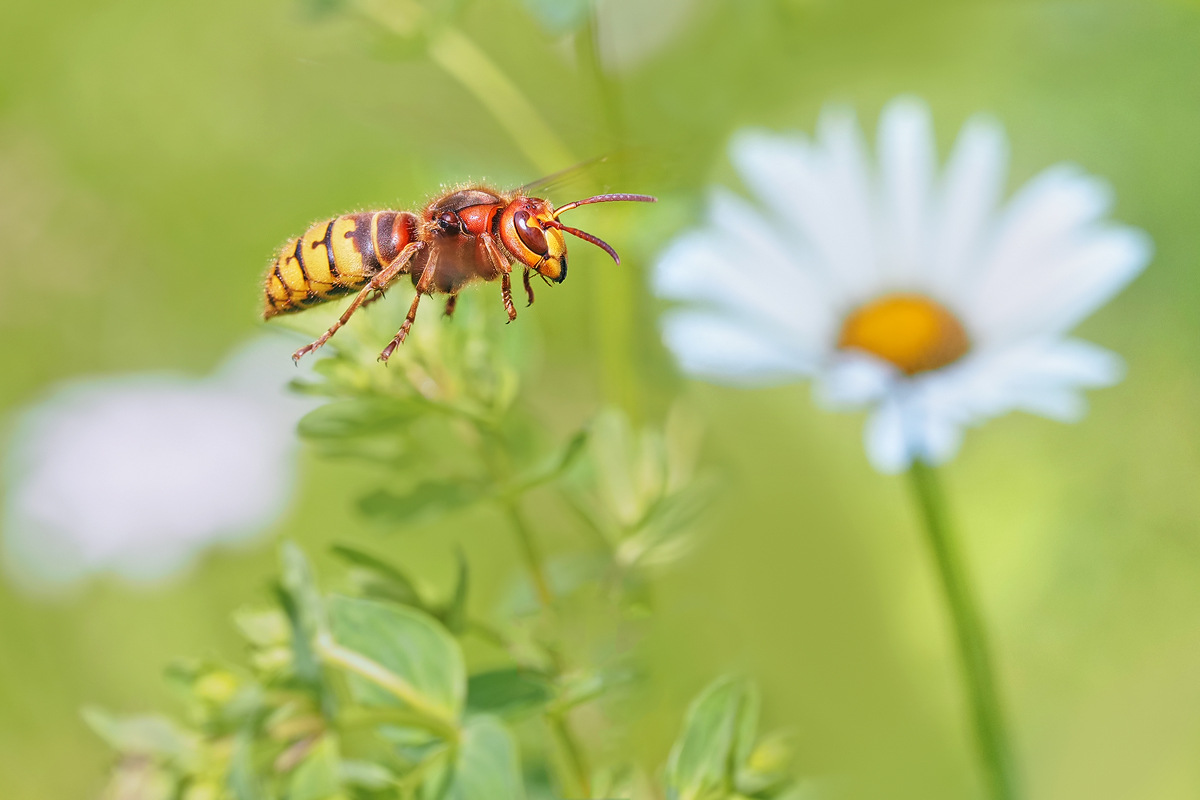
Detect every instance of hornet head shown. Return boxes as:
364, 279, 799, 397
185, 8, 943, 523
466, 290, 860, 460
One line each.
498, 193, 656, 283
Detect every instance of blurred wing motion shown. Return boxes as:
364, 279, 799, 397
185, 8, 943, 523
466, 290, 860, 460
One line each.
519, 146, 680, 204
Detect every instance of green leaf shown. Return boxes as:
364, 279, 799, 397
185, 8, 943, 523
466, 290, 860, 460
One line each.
281, 542, 328, 638
81, 707, 195, 763
100, 761, 177, 800
665, 677, 760, 800
437, 716, 525, 800
735, 731, 793, 798
298, 397, 424, 440
339, 760, 396, 790
289, 736, 342, 800
331, 544, 424, 607
590, 408, 642, 526
233, 607, 291, 648
512, 429, 589, 493
359, 481, 489, 527
618, 475, 714, 570
326, 595, 466, 719
441, 550, 469, 635
277, 544, 327, 692
465, 669, 555, 720
228, 730, 267, 800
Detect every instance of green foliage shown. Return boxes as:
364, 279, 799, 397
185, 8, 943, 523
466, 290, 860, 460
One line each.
89, 540, 795, 800
440, 717, 525, 800
89, 262, 790, 800
666, 678, 792, 800
465, 670, 555, 720
326, 595, 465, 719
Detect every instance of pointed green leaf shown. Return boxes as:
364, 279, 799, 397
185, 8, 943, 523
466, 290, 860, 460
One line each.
442, 550, 469, 635
438, 716, 525, 800
100, 761, 177, 800
280, 542, 327, 638
326, 596, 466, 719
289, 736, 342, 800
735, 730, 793, 798
228, 730, 267, 800
298, 397, 424, 439
81, 707, 196, 763
277, 543, 328, 692
512, 429, 590, 493
233, 607, 291, 648
331, 544, 424, 607
359, 481, 489, 527
339, 760, 396, 790
666, 677, 760, 800
465, 669, 555, 720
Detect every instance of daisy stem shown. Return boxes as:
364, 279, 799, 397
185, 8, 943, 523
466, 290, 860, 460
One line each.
908, 461, 1018, 800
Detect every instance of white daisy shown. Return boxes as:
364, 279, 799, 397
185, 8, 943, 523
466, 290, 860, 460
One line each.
653, 96, 1152, 473
2, 336, 319, 591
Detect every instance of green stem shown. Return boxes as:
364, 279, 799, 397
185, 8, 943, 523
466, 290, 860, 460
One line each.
426, 28, 575, 175
548, 712, 592, 798
356, 0, 574, 175
503, 500, 554, 608
576, 18, 640, 420
501, 499, 593, 797
908, 461, 1017, 800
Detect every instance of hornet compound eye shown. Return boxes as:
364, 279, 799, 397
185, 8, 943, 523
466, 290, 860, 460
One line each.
513, 210, 548, 255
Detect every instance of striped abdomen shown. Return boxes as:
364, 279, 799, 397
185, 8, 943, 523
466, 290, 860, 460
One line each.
264, 210, 418, 318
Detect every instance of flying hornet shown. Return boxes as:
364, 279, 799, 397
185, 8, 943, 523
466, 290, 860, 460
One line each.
263, 185, 656, 363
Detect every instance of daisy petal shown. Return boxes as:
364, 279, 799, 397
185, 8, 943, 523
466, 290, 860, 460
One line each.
730, 123, 875, 300
967, 164, 1132, 333
910, 404, 966, 466
661, 311, 814, 385
653, 191, 835, 352
814, 106, 879, 296
1011, 387, 1087, 422
864, 397, 911, 473
814, 352, 896, 410
931, 114, 1009, 297
878, 97, 937, 287
970, 225, 1151, 343
1018, 337, 1125, 387
918, 338, 1124, 429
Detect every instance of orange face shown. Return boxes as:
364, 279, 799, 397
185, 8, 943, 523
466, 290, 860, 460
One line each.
498, 197, 570, 282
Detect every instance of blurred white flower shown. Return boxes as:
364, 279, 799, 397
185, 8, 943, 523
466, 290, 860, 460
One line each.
654, 96, 1152, 473
2, 336, 318, 591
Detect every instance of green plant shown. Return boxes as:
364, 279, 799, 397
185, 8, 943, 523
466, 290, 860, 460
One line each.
87, 300, 799, 800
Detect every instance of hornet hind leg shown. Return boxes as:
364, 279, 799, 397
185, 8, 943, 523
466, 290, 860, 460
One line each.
379, 249, 440, 363
291, 241, 422, 363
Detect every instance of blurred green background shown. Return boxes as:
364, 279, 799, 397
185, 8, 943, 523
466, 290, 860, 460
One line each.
3, 0, 1200, 797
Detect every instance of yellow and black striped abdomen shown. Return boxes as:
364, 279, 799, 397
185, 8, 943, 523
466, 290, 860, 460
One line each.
264, 210, 418, 318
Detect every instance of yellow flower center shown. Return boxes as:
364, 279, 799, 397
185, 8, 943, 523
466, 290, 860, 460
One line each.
838, 293, 970, 375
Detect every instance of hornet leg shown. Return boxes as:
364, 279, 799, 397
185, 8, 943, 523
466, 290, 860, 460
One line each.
379, 250, 440, 362
522, 268, 535, 307
292, 242, 422, 363
444, 294, 458, 318
480, 233, 517, 323
501, 272, 517, 323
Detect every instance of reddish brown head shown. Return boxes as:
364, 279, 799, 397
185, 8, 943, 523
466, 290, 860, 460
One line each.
498, 193, 656, 283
